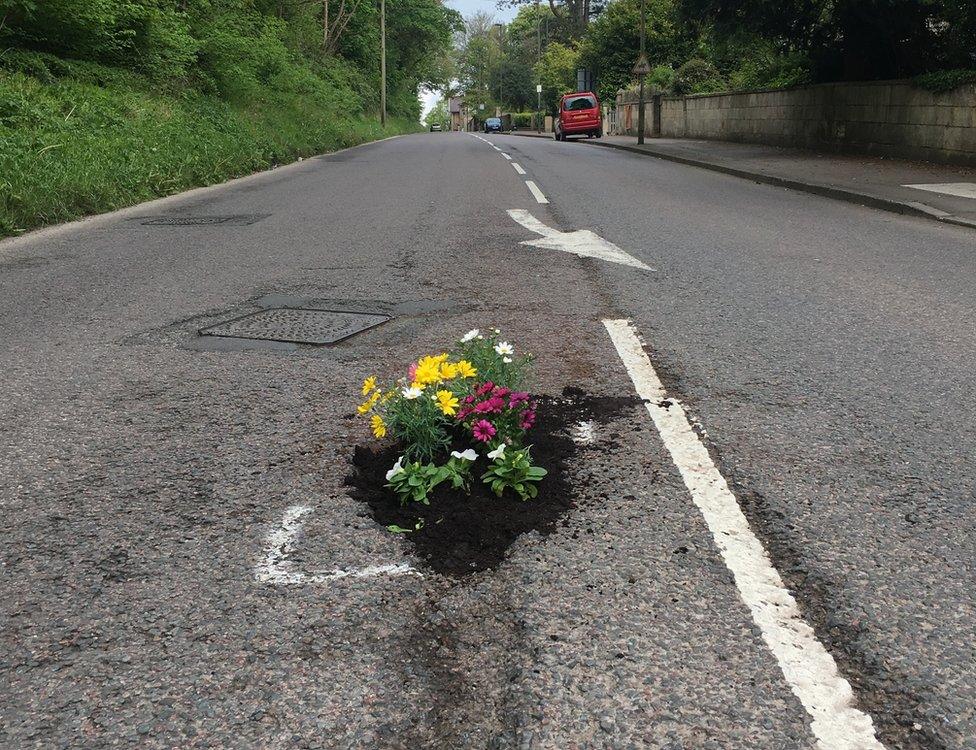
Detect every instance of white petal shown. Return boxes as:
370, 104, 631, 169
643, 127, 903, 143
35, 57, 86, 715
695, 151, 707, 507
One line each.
487, 444, 506, 460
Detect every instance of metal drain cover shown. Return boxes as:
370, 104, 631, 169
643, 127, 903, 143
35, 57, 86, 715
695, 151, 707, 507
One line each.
141, 215, 269, 226
199, 308, 389, 345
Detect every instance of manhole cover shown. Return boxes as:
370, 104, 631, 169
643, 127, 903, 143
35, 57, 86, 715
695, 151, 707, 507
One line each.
199, 308, 390, 345
141, 215, 269, 226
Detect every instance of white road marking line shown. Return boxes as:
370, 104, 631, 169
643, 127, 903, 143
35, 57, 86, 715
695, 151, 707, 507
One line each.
903, 182, 976, 199
507, 209, 654, 271
525, 180, 549, 204
512, 163, 526, 175
255, 505, 421, 584
501, 153, 512, 160
602, 319, 886, 750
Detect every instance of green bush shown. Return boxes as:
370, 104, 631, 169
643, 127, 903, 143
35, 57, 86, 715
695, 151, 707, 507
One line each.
673, 58, 727, 95
0, 61, 417, 236
912, 69, 976, 93
512, 112, 534, 128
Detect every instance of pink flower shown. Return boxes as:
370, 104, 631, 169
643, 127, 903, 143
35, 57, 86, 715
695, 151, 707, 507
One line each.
408, 363, 418, 381
475, 381, 495, 397
492, 386, 510, 399
463, 395, 476, 404
472, 419, 496, 442
456, 406, 474, 421
508, 391, 530, 407
474, 396, 505, 414
519, 409, 536, 430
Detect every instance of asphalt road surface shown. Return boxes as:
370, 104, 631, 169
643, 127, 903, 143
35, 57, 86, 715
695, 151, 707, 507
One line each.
1, 131, 974, 749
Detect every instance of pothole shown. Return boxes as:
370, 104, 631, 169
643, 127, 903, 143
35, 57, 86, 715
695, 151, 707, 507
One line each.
345, 388, 640, 577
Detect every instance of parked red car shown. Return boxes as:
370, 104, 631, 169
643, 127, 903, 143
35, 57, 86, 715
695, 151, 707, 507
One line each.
554, 91, 602, 141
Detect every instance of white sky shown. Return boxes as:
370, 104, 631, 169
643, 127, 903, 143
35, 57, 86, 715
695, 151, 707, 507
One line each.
420, 0, 519, 119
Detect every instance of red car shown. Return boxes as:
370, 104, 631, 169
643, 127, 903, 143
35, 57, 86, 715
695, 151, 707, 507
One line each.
554, 91, 602, 141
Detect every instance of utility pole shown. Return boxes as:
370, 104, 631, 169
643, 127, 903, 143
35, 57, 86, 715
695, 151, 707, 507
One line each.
380, 0, 387, 127
536, 0, 542, 132
633, 0, 649, 144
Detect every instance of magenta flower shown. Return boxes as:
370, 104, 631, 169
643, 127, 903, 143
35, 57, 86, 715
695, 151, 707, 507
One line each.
519, 409, 536, 430
472, 419, 496, 442
508, 391, 530, 407
475, 381, 495, 397
456, 406, 474, 421
474, 396, 505, 414
492, 386, 510, 399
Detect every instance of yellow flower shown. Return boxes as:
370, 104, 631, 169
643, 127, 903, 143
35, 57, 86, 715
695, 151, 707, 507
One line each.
361, 376, 377, 396
357, 390, 380, 415
456, 360, 477, 379
434, 389, 459, 416
439, 362, 458, 380
414, 356, 443, 386
370, 414, 387, 438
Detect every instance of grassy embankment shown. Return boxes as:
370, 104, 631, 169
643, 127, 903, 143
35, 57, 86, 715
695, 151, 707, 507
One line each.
0, 51, 417, 237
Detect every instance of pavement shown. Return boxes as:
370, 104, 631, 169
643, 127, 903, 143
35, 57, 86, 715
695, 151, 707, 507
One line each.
511, 129, 976, 228
1, 131, 975, 749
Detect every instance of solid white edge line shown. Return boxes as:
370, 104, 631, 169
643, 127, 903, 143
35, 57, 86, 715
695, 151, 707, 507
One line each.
525, 180, 549, 204
602, 319, 886, 750
255, 505, 421, 584
512, 163, 527, 175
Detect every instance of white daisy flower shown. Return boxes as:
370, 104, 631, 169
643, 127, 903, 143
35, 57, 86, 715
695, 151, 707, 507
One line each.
503, 357, 513, 364
494, 341, 514, 356
402, 386, 422, 399
460, 329, 480, 342
451, 448, 478, 461
385, 456, 405, 481
487, 444, 506, 460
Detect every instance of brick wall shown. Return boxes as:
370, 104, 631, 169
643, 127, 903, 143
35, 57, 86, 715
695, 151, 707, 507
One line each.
615, 81, 976, 166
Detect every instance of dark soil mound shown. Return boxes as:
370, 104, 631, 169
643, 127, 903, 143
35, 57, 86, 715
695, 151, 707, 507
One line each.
346, 387, 639, 577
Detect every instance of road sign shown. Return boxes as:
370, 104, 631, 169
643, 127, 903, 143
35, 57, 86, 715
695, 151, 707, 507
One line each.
536, 84, 543, 93
479, 103, 485, 110
632, 55, 651, 77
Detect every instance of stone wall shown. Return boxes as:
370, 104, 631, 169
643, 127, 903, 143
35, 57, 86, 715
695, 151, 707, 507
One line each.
615, 81, 976, 166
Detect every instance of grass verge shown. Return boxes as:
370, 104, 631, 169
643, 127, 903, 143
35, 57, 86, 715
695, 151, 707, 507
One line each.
0, 56, 418, 237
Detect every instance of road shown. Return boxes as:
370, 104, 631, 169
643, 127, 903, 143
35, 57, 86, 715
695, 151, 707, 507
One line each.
1, 131, 974, 749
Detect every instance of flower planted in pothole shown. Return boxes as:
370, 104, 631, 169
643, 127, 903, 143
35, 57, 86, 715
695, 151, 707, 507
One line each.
358, 328, 547, 508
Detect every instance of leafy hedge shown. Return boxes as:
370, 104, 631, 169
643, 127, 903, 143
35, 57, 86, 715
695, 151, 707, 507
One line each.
912, 69, 976, 94
0, 53, 417, 236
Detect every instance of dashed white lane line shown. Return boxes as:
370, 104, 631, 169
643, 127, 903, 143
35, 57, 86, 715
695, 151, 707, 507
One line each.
525, 180, 549, 204
512, 163, 526, 175
501, 152, 512, 160
255, 505, 420, 584
603, 319, 886, 750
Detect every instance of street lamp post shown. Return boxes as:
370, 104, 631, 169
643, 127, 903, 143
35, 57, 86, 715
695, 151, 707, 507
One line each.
633, 0, 649, 144
380, 0, 387, 127
536, 0, 542, 132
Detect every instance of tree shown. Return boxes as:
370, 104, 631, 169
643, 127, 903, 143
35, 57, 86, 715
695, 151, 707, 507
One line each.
534, 41, 579, 111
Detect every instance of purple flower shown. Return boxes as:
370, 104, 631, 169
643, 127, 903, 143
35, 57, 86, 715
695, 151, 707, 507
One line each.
519, 409, 536, 430
472, 419, 497, 442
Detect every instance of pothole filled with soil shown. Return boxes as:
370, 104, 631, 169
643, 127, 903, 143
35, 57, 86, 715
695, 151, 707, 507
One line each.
345, 387, 640, 577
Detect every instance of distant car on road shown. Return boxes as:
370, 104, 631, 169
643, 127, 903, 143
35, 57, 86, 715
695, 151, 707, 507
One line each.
429, 123, 442, 132
554, 92, 602, 141
484, 117, 502, 133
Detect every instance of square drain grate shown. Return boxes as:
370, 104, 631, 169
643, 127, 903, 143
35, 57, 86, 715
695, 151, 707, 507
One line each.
199, 308, 390, 345
141, 214, 270, 226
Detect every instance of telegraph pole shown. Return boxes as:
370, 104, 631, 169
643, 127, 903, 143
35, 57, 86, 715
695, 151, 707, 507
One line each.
536, 0, 542, 132
633, 0, 649, 144
380, 0, 387, 127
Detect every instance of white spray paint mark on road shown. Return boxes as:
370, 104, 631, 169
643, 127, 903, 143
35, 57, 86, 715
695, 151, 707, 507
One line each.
571, 420, 597, 444
255, 505, 421, 585
525, 180, 549, 204
603, 319, 886, 750
512, 163, 526, 175
507, 209, 653, 271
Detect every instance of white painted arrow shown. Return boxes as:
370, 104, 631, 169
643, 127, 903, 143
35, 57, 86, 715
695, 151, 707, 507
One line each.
507, 209, 654, 271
